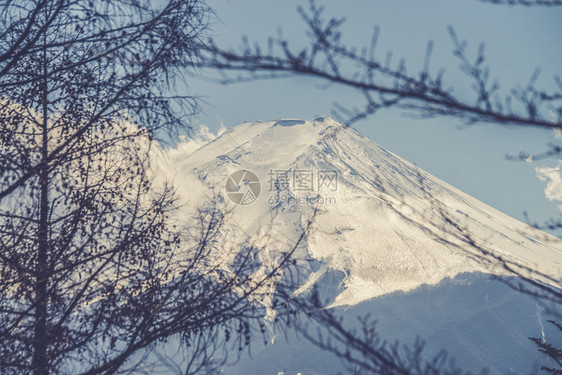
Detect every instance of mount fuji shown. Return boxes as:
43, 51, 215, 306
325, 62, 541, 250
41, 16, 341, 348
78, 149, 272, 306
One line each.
156, 117, 562, 374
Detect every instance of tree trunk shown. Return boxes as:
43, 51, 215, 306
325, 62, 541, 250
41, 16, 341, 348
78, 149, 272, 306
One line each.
32, 45, 49, 375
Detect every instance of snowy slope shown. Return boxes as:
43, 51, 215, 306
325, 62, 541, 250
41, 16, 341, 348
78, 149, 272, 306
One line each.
162, 116, 562, 307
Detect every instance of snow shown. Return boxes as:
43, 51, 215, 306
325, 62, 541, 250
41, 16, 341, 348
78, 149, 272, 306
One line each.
155, 116, 562, 307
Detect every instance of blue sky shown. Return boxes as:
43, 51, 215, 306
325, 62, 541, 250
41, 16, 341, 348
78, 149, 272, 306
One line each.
187, 0, 562, 230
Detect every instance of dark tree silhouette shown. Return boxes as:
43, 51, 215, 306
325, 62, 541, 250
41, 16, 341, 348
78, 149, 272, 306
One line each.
201, 1, 562, 129
531, 320, 562, 374
0, 1, 306, 374
0, 102, 305, 375
0, 0, 207, 203
482, 0, 562, 5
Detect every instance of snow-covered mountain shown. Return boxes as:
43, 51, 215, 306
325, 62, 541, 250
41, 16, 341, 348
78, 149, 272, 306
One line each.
156, 117, 562, 374
163, 117, 561, 305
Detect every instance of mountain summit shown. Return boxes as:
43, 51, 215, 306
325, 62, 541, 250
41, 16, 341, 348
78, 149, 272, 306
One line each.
164, 117, 562, 307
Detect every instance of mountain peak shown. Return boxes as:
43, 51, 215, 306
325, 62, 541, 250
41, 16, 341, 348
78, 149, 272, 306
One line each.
272, 119, 306, 127
271, 116, 341, 127
163, 117, 562, 307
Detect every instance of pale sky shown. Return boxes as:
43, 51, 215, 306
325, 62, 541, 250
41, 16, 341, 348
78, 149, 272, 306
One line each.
187, 0, 562, 232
